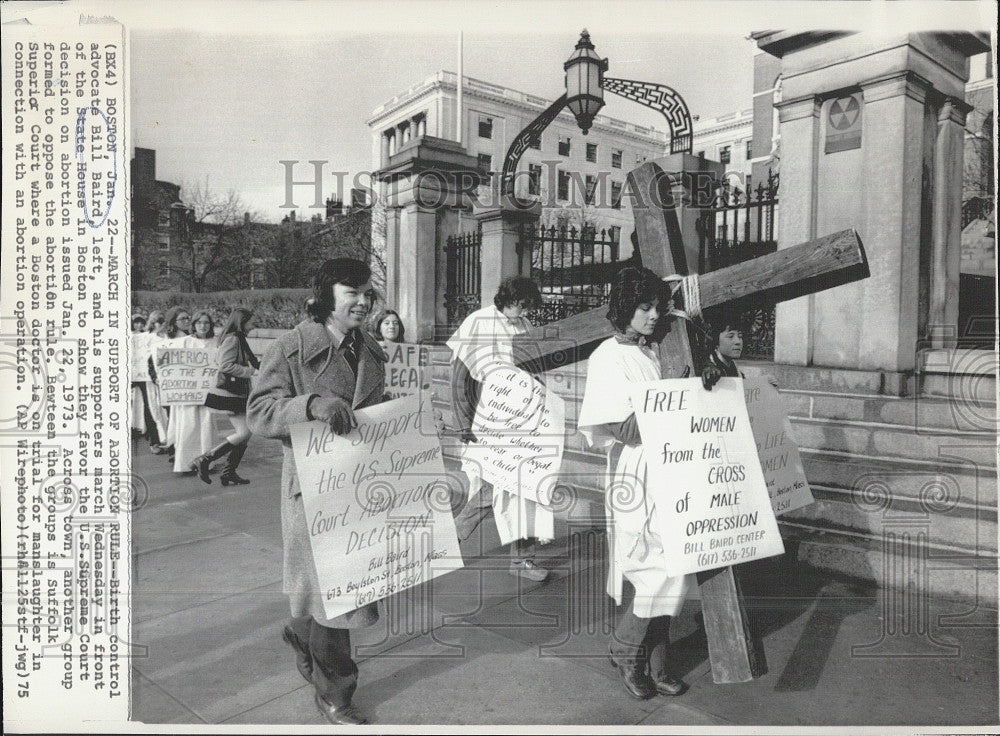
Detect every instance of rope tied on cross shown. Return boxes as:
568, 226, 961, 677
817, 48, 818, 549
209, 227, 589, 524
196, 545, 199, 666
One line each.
662, 273, 702, 321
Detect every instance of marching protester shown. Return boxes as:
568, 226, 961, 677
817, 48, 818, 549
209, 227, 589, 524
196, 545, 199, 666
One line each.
131, 314, 151, 439
155, 307, 193, 464
197, 307, 259, 486
170, 310, 219, 476
447, 276, 552, 581
247, 258, 384, 726
577, 265, 722, 701
143, 310, 171, 454
371, 308, 405, 348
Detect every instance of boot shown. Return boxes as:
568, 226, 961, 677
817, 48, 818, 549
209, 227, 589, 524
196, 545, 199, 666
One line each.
608, 649, 656, 700
193, 441, 235, 485
220, 442, 250, 486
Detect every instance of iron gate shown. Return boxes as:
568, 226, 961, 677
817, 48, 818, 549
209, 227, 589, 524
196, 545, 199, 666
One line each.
698, 170, 780, 359
444, 229, 482, 327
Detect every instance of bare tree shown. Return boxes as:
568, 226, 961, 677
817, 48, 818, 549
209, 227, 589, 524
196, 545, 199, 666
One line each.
174, 180, 258, 292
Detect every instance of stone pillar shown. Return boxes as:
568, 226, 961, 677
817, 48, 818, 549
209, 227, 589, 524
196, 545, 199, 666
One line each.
929, 97, 972, 346
474, 202, 541, 307
773, 95, 821, 366
755, 31, 988, 373
375, 136, 484, 342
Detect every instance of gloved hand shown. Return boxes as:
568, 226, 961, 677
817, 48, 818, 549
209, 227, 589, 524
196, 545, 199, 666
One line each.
701, 364, 722, 391
310, 396, 356, 435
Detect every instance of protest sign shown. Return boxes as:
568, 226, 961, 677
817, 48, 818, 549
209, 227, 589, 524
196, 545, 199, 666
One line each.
465, 363, 565, 505
743, 378, 814, 515
384, 342, 431, 399
131, 333, 151, 382
630, 377, 784, 576
291, 395, 463, 620
154, 346, 218, 405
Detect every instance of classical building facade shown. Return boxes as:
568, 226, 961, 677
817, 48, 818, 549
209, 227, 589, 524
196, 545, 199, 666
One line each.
368, 71, 670, 237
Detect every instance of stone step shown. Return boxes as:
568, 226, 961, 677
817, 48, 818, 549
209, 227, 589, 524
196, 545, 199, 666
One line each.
780, 390, 996, 433
800, 449, 997, 507
788, 416, 996, 464
784, 483, 996, 555
918, 348, 997, 403
778, 522, 997, 602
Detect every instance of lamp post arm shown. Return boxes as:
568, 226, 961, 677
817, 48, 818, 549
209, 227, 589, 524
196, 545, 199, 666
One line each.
601, 77, 694, 155
501, 93, 568, 199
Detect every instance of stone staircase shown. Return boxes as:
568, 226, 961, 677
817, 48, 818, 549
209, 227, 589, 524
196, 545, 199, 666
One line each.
429, 346, 997, 602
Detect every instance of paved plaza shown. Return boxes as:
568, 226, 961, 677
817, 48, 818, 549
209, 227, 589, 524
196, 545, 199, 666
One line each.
128, 424, 998, 728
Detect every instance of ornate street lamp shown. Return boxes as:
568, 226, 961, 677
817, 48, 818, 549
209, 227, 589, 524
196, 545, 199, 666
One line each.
564, 29, 608, 135
501, 31, 693, 198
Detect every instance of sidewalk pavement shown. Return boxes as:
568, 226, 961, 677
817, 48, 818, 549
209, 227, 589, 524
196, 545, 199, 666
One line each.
130, 427, 998, 728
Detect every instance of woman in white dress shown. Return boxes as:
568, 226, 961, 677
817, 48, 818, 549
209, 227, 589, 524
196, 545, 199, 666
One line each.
142, 310, 170, 453
170, 310, 218, 475
447, 276, 552, 581
155, 307, 192, 465
131, 314, 149, 438
577, 265, 721, 700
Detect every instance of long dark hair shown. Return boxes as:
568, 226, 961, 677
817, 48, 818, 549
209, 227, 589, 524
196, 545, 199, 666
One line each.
218, 307, 254, 341
190, 310, 216, 340
494, 276, 542, 311
373, 309, 405, 342
161, 306, 190, 339
306, 258, 372, 323
606, 266, 668, 333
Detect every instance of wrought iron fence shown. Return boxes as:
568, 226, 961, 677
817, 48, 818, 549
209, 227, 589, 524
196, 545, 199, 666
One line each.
444, 229, 482, 327
517, 224, 624, 326
697, 170, 779, 359
961, 195, 995, 230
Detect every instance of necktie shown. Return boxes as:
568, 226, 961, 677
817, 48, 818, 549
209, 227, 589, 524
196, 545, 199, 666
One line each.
342, 329, 360, 377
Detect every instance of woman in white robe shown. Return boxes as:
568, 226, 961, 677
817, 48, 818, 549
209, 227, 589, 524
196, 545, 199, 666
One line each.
170, 310, 219, 475
446, 276, 553, 581
142, 311, 171, 453
577, 265, 702, 700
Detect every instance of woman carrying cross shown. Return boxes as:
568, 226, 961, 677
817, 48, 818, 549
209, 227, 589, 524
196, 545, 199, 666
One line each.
577, 264, 721, 700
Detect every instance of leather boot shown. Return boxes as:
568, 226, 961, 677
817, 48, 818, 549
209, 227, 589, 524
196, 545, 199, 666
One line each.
608, 649, 656, 700
193, 441, 235, 485
220, 442, 250, 486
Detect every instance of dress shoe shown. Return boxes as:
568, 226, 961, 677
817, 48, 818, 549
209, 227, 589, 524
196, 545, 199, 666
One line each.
314, 691, 369, 725
509, 559, 549, 582
654, 675, 689, 696
608, 652, 656, 700
281, 625, 312, 683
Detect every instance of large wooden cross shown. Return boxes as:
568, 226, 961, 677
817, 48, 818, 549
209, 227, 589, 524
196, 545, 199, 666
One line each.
512, 158, 869, 683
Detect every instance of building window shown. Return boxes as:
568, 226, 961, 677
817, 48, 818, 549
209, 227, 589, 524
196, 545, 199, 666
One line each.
611, 181, 623, 209
558, 136, 571, 157
745, 140, 753, 159
527, 135, 541, 150
477, 153, 492, 173
719, 145, 731, 165
585, 175, 597, 204
611, 149, 623, 169
156, 232, 170, 251
528, 164, 542, 196
557, 170, 570, 201
586, 143, 598, 163
478, 116, 493, 139
158, 258, 170, 279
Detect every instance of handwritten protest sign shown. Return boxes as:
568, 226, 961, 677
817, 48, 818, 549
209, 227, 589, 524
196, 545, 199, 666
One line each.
464, 363, 565, 505
154, 346, 218, 405
131, 333, 150, 382
630, 377, 784, 577
291, 395, 463, 620
743, 378, 814, 515
384, 342, 431, 399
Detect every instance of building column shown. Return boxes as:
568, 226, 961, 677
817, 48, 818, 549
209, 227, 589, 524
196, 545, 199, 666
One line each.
773, 95, 821, 367
474, 202, 541, 308
856, 72, 931, 372
929, 96, 971, 346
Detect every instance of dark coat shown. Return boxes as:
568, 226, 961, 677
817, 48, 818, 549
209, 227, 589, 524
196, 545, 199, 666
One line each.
247, 319, 387, 628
